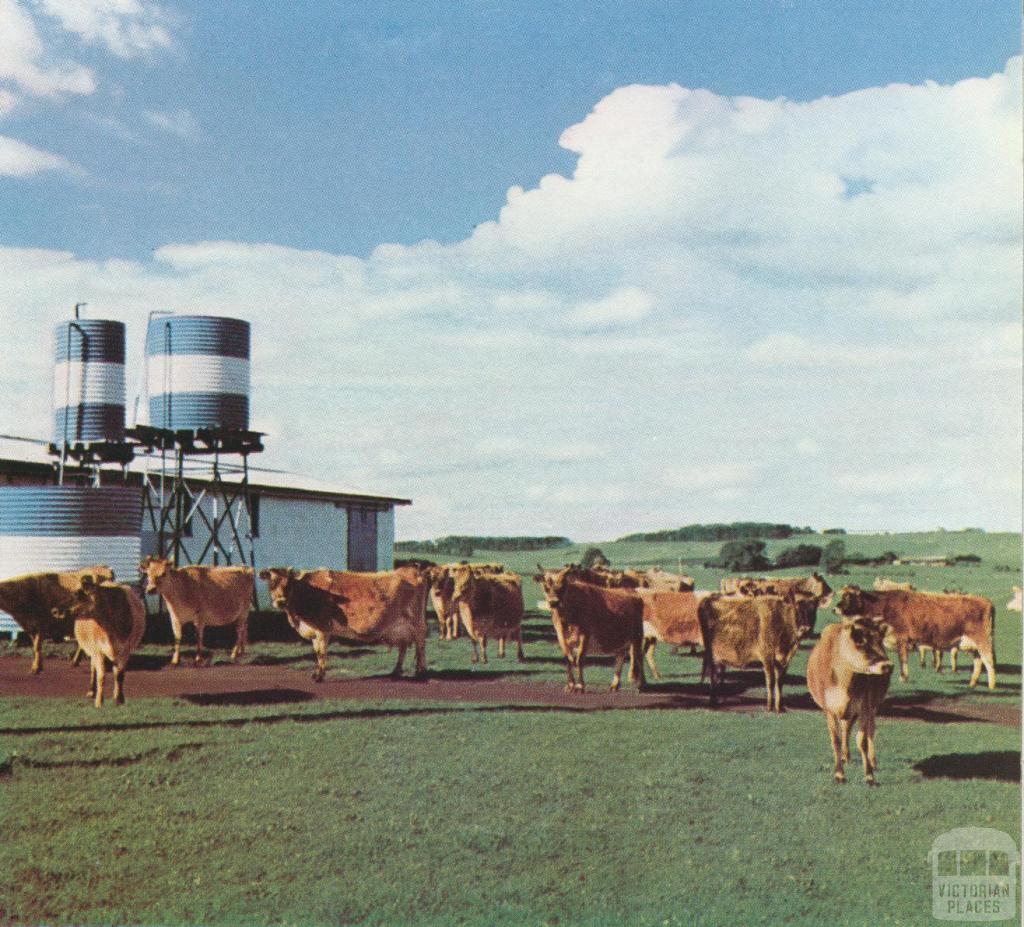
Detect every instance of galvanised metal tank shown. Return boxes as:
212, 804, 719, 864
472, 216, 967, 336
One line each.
146, 315, 250, 431
0, 486, 143, 583
52, 319, 126, 446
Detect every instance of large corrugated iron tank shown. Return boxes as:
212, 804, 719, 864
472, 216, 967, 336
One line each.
52, 319, 127, 447
145, 315, 250, 431
0, 486, 143, 582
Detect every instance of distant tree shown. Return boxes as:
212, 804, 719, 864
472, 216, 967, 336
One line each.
580, 547, 610, 569
774, 544, 823, 569
822, 528, 847, 535
948, 554, 981, 564
714, 539, 772, 572
823, 539, 846, 574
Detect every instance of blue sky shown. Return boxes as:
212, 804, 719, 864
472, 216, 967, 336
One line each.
0, 1, 1021, 538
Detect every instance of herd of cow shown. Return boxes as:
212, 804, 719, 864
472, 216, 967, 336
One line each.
0, 557, 1008, 786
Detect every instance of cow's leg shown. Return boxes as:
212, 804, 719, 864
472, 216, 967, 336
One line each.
933, 647, 943, 673
311, 633, 328, 682
169, 613, 183, 666
113, 662, 126, 706
643, 638, 661, 681
773, 660, 786, 713
949, 647, 959, 673
194, 623, 206, 665
413, 636, 426, 678
839, 718, 852, 763
826, 713, 845, 783
390, 644, 408, 679
896, 641, 910, 682
93, 656, 105, 708
515, 628, 525, 663
609, 650, 626, 691
30, 633, 42, 674
71, 645, 84, 667
917, 645, 927, 668
574, 637, 587, 692
479, 637, 488, 665
87, 660, 96, 698
632, 638, 646, 692
230, 617, 248, 661
855, 725, 876, 785
762, 662, 775, 712
563, 651, 577, 693
470, 636, 480, 664
971, 641, 996, 690
497, 636, 506, 659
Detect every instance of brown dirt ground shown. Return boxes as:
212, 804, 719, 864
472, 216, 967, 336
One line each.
0, 652, 1017, 727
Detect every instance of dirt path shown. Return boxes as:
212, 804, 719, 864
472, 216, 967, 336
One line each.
0, 654, 1017, 727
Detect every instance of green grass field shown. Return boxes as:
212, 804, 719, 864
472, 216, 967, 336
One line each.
0, 531, 1019, 926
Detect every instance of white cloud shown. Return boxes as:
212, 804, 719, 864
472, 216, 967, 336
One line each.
0, 0, 95, 99
35, 0, 174, 58
0, 133, 74, 175
0, 58, 1020, 536
566, 286, 655, 327
143, 107, 199, 140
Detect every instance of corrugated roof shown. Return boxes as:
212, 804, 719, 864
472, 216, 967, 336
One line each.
0, 438, 411, 506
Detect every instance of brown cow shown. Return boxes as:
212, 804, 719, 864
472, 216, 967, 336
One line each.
140, 557, 253, 665
698, 594, 802, 712
427, 565, 459, 639
626, 566, 695, 592
51, 576, 146, 707
260, 567, 427, 681
0, 566, 115, 674
834, 586, 996, 688
451, 565, 525, 663
807, 617, 893, 785
534, 565, 645, 693
722, 572, 833, 608
873, 577, 915, 592
636, 589, 709, 680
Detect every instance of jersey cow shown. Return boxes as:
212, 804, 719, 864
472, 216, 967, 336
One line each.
698, 594, 802, 712
636, 589, 709, 680
807, 617, 893, 785
834, 586, 996, 689
625, 567, 695, 592
451, 564, 525, 663
260, 567, 427, 681
427, 565, 460, 639
0, 566, 115, 674
140, 558, 253, 665
720, 573, 833, 608
535, 565, 645, 693
51, 576, 146, 707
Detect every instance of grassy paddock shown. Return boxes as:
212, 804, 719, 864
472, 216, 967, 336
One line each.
0, 529, 1019, 926
0, 698, 1018, 927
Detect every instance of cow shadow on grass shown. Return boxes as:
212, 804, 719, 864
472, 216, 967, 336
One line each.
246, 648, 376, 667
913, 751, 1020, 783
779, 689, 1005, 725
127, 653, 174, 671
182, 688, 316, 707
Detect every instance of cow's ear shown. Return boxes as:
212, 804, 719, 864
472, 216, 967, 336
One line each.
80, 574, 96, 590
258, 569, 270, 580
532, 574, 543, 583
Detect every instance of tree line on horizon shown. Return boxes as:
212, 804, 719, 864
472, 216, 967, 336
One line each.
618, 523, 816, 543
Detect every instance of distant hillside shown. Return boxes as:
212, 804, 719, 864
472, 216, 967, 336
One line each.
395, 536, 573, 557
618, 523, 815, 543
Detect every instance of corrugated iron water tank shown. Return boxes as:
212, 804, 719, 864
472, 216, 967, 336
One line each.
146, 315, 250, 431
52, 319, 126, 446
0, 487, 144, 583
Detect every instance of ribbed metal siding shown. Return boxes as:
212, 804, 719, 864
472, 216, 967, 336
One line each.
146, 315, 250, 430
52, 320, 126, 445
0, 487, 143, 584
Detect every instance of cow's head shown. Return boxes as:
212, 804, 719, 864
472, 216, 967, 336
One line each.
833, 585, 865, 617
427, 566, 455, 598
52, 574, 101, 622
536, 564, 578, 610
139, 556, 172, 595
259, 567, 299, 610
809, 572, 834, 608
450, 563, 476, 603
838, 616, 893, 676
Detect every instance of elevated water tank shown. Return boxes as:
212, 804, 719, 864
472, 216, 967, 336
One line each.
52, 319, 126, 446
0, 486, 144, 583
146, 315, 250, 431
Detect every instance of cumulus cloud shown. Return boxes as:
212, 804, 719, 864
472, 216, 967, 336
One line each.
143, 107, 199, 140
0, 133, 74, 175
35, 0, 174, 58
0, 58, 1020, 536
0, 0, 95, 99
